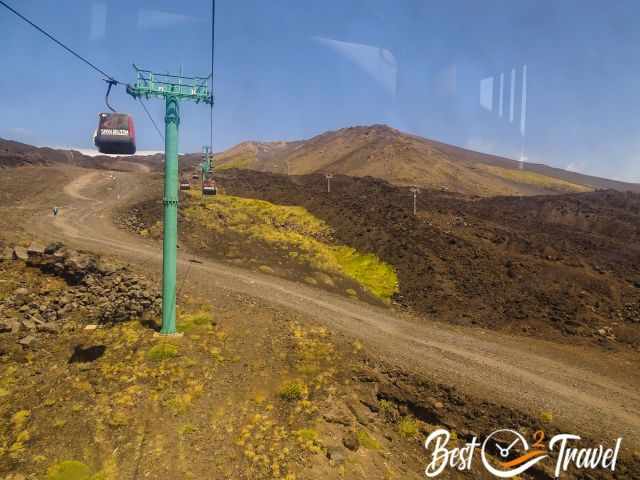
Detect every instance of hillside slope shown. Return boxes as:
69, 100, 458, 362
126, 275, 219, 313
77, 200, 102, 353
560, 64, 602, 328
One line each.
213, 125, 640, 197
122, 169, 640, 350
0, 138, 157, 172
4, 125, 640, 197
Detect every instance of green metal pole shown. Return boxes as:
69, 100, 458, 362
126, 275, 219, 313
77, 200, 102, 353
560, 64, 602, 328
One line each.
160, 95, 180, 334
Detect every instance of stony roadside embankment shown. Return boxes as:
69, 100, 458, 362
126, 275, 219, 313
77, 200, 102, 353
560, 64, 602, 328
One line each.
0, 241, 161, 346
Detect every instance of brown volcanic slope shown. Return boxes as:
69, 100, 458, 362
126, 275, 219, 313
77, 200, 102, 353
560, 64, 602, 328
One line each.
0, 138, 160, 172
5, 124, 640, 197
125, 168, 640, 349
0, 137, 210, 176
213, 125, 640, 197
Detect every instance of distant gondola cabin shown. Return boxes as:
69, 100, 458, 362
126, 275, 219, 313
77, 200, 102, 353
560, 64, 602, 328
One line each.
94, 113, 136, 155
203, 180, 217, 195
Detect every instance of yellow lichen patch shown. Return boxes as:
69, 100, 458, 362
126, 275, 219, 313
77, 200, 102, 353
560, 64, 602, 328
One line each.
120, 323, 142, 345
179, 424, 198, 435
286, 322, 339, 399
11, 409, 30, 430
333, 247, 398, 302
398, 416, 420, 438
278, 381, 307, 401
233, 405, 298, 478
183, 192, 399, 301
215, 153, 254, 171
210, 347, 224, 363
478, 164, 592, 193
357, 430, 382, 450
0, 365, 18, 397
293, 428, 322, 453
378, 399, 399, 423
177, 308, 215, 333
146, 343, 179, 362
9, 428, 31, 459
47, 460, 93, 480
164, 379, 204, 415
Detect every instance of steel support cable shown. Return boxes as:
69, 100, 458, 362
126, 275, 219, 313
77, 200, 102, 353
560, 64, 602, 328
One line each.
137, 97, 164, 141
0, 1, 166, 145
209, 0, 215, 153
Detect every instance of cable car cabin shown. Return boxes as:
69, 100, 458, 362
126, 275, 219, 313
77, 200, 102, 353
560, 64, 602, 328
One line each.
94, 113, 136, 155
203, 180, 217, 196
180, 180, 191, 191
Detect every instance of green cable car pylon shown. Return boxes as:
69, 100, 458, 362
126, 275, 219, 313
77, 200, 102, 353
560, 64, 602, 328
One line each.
127, 65, 214, 334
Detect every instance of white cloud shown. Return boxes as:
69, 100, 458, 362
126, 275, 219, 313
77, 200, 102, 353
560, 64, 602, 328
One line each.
47, 147, 163, 157
73, 148, 164, 157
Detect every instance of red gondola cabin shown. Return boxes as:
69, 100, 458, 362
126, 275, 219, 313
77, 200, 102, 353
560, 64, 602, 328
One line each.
203, 179, 217, 195
94, 112, 136, 155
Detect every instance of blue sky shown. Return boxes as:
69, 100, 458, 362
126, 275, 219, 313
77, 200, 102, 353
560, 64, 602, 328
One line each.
1, 0, 640, 182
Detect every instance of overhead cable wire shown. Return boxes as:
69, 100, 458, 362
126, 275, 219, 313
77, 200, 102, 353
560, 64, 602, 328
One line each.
209, 0, 215, 153
137, 98, 164, 141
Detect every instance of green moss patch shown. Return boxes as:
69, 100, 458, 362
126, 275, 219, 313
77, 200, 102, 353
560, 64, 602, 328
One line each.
146, 343, 179, 361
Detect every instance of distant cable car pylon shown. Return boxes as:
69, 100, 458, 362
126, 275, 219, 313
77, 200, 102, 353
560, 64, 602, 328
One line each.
410, 186, 420, 216
325, 173, 334, 193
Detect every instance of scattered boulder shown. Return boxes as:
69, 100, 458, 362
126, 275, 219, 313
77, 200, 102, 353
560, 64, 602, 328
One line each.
13, 246, 28, 261
27, 241, 46, 256
346, 399, 371, 426
359, 387, 379, 412
1, 242, 161, 337
44, 242, 64, 255
96, 258, 117, 275
18, 335, 36, 347
322, 404, 354, 426
37, 322, 58, 334
326, 446, 346, 465
4, 473, 26, 480
342, 431, 359, 451
0, 318, 21, 334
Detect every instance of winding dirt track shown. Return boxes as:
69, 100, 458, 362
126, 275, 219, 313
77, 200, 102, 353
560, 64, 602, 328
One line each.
27, 168, 640, 447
